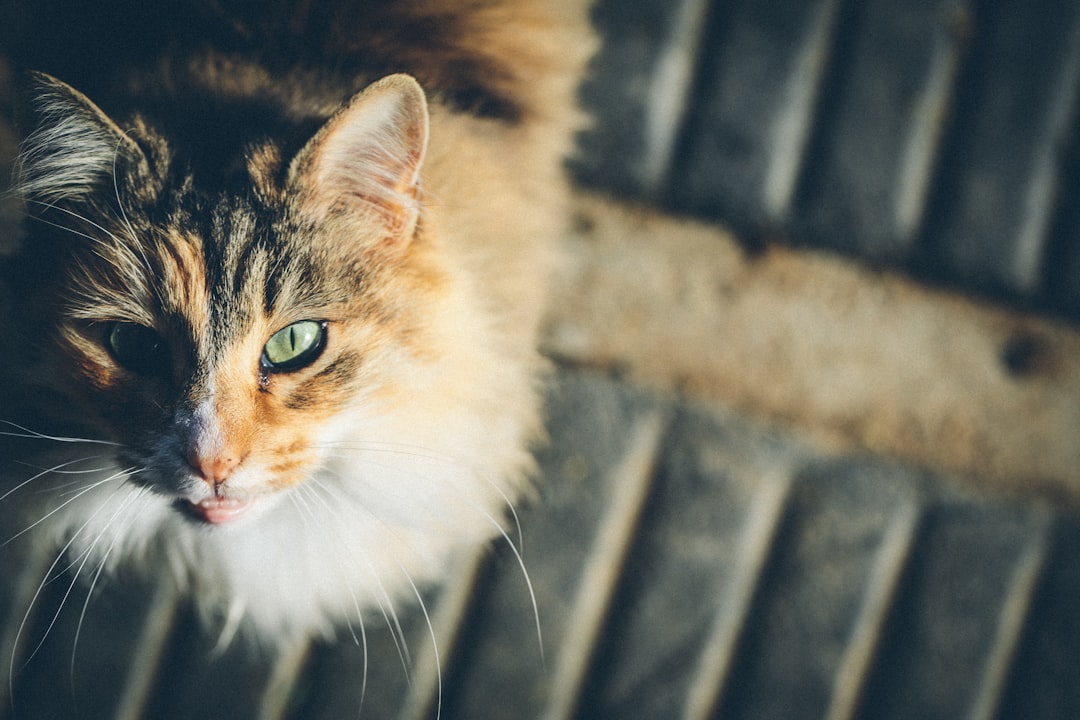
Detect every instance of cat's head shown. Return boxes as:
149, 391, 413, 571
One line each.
6, 71, 443, 526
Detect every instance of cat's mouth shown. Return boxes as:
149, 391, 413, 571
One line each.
181, 497, 255, 525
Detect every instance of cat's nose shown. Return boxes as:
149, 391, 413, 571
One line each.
187, 448, 241, 487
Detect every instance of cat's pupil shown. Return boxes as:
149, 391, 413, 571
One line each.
106, 322, 169, 375
262, 320, 326, 372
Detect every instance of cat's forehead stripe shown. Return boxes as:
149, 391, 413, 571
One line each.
157, 228, 210, 339
195, 200, 273, 351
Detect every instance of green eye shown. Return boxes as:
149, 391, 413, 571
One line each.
106, 322, 169, 375
262, 320, 326, 372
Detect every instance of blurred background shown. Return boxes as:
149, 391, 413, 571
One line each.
575, 0, 1080, 318
2, 0, 1080, 718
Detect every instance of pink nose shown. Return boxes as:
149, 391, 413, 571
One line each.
187, 448, 241, 486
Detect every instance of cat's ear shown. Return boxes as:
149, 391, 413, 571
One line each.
288, 74, 429, 249
15, 72, 147, 206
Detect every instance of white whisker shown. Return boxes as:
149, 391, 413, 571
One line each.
111, 132, 154, 276
319, 442, 544, 665
317, 440, 529, 551
45, 474, 122, 498
313, 439, 465, 465
0, 421, 120, 447
24, 212, 113, 249
307, 474, 415, 678
0, 457, 111, 504
489, 515, 544, 668
15, 459, 114, 475
9, 480, 133, 691
3, 467, 137, 547
397, 564, 442, 720
23, 201, 152, 303
27, 199, 127, 251
293, 480, 371, 714
296, 484, 361, 648
286, 486, 317, 529
26, 483, 139, 669
69, 486, 146, 688
305, 476, 426, 700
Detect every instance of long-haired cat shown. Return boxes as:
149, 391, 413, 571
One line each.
0, 0, 593, 646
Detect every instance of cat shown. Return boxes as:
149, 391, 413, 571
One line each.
0, 0, 594, 647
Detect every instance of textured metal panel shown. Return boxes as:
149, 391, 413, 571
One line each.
998, 521, 1080, 719
571, 0, 701, 199
714, 460, 923, 720
677, 0, 844, 226
856, 503, 1050, 719
577, 0, 1080, 318
576, 403, 803, 720
923, 0, 1080, 296
794, 0, 967, 262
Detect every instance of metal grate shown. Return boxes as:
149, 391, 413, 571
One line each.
572, 0, 1080, 320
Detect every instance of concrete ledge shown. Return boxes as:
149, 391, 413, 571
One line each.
543, 194, 1080, 503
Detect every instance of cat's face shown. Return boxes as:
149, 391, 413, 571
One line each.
9, 72, 437, 526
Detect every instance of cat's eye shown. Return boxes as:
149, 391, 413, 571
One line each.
262, 321, 326, 372
106, 322, 170, 375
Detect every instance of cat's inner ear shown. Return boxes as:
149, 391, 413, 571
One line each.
289, 74, 429, 246
16, 72, 147, 206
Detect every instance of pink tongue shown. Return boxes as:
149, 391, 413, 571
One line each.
190, 498, 253, 524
